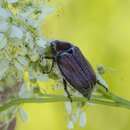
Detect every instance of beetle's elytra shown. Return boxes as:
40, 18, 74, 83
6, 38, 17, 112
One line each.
45, 40, 108, 100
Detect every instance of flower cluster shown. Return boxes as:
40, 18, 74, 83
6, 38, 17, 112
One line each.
65, 101, 87, 129
0, 0, 54, 129
0, 0, 54, 90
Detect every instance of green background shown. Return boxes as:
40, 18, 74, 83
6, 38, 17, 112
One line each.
16, 0, 130, 130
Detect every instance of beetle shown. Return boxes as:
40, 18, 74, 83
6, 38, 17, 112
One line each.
44, 40, 108, 101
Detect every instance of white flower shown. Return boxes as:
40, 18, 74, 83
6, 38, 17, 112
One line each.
7, 0, 18, 3
0, 7, 11, 20
19, 83, 33, 98
67, 121, 74, 129
18, 7, 38, 28
0, 59, 9, 80
0, 33, 7, 49
29, 49, 39, 62
71, 114, 77, 123
18, 107, 28, 122
14, 60, 24, 71
10, 25, 24, 39
76, 107, 81, 118
25, 32, 34, 49
79, 111, 86, 128
19, 6, 35, 19
25, 32, 33, 43
0, 21, 9, 32
36, 37, 47, 48
17, 56, 28, 66
65, 102, 72, 114
26, 19, 38, 28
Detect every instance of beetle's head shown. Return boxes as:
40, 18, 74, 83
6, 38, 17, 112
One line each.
50, 40, 72, 54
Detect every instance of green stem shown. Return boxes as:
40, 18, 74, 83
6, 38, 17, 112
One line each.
0, 92, 130, 112
98, 88, 130, 106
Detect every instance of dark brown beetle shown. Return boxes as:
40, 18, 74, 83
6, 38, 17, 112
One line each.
44, 40, 108, 101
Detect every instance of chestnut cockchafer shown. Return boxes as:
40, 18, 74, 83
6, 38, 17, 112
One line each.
44, 40, 108, 101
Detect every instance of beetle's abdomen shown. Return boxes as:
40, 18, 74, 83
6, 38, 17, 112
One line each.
57, 47, 96, 98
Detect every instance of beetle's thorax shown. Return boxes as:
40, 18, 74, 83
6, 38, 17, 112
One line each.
50, 40, 74, 59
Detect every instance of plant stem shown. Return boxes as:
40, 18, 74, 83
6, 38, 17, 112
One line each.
0, 92, 130, 112
98, 88, 130, 106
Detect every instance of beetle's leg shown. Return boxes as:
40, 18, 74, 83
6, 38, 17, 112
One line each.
44, 56, 54, 60
96, 65, 109, 91
42, 56, 55, 74
83, 87, 92, 100
96, 71, 109, 92
63, 79, 72, 102
45, 59, 55, 74
96, 80, 108, 92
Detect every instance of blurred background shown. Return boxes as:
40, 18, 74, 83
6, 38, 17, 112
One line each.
16, 0, 130, 130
